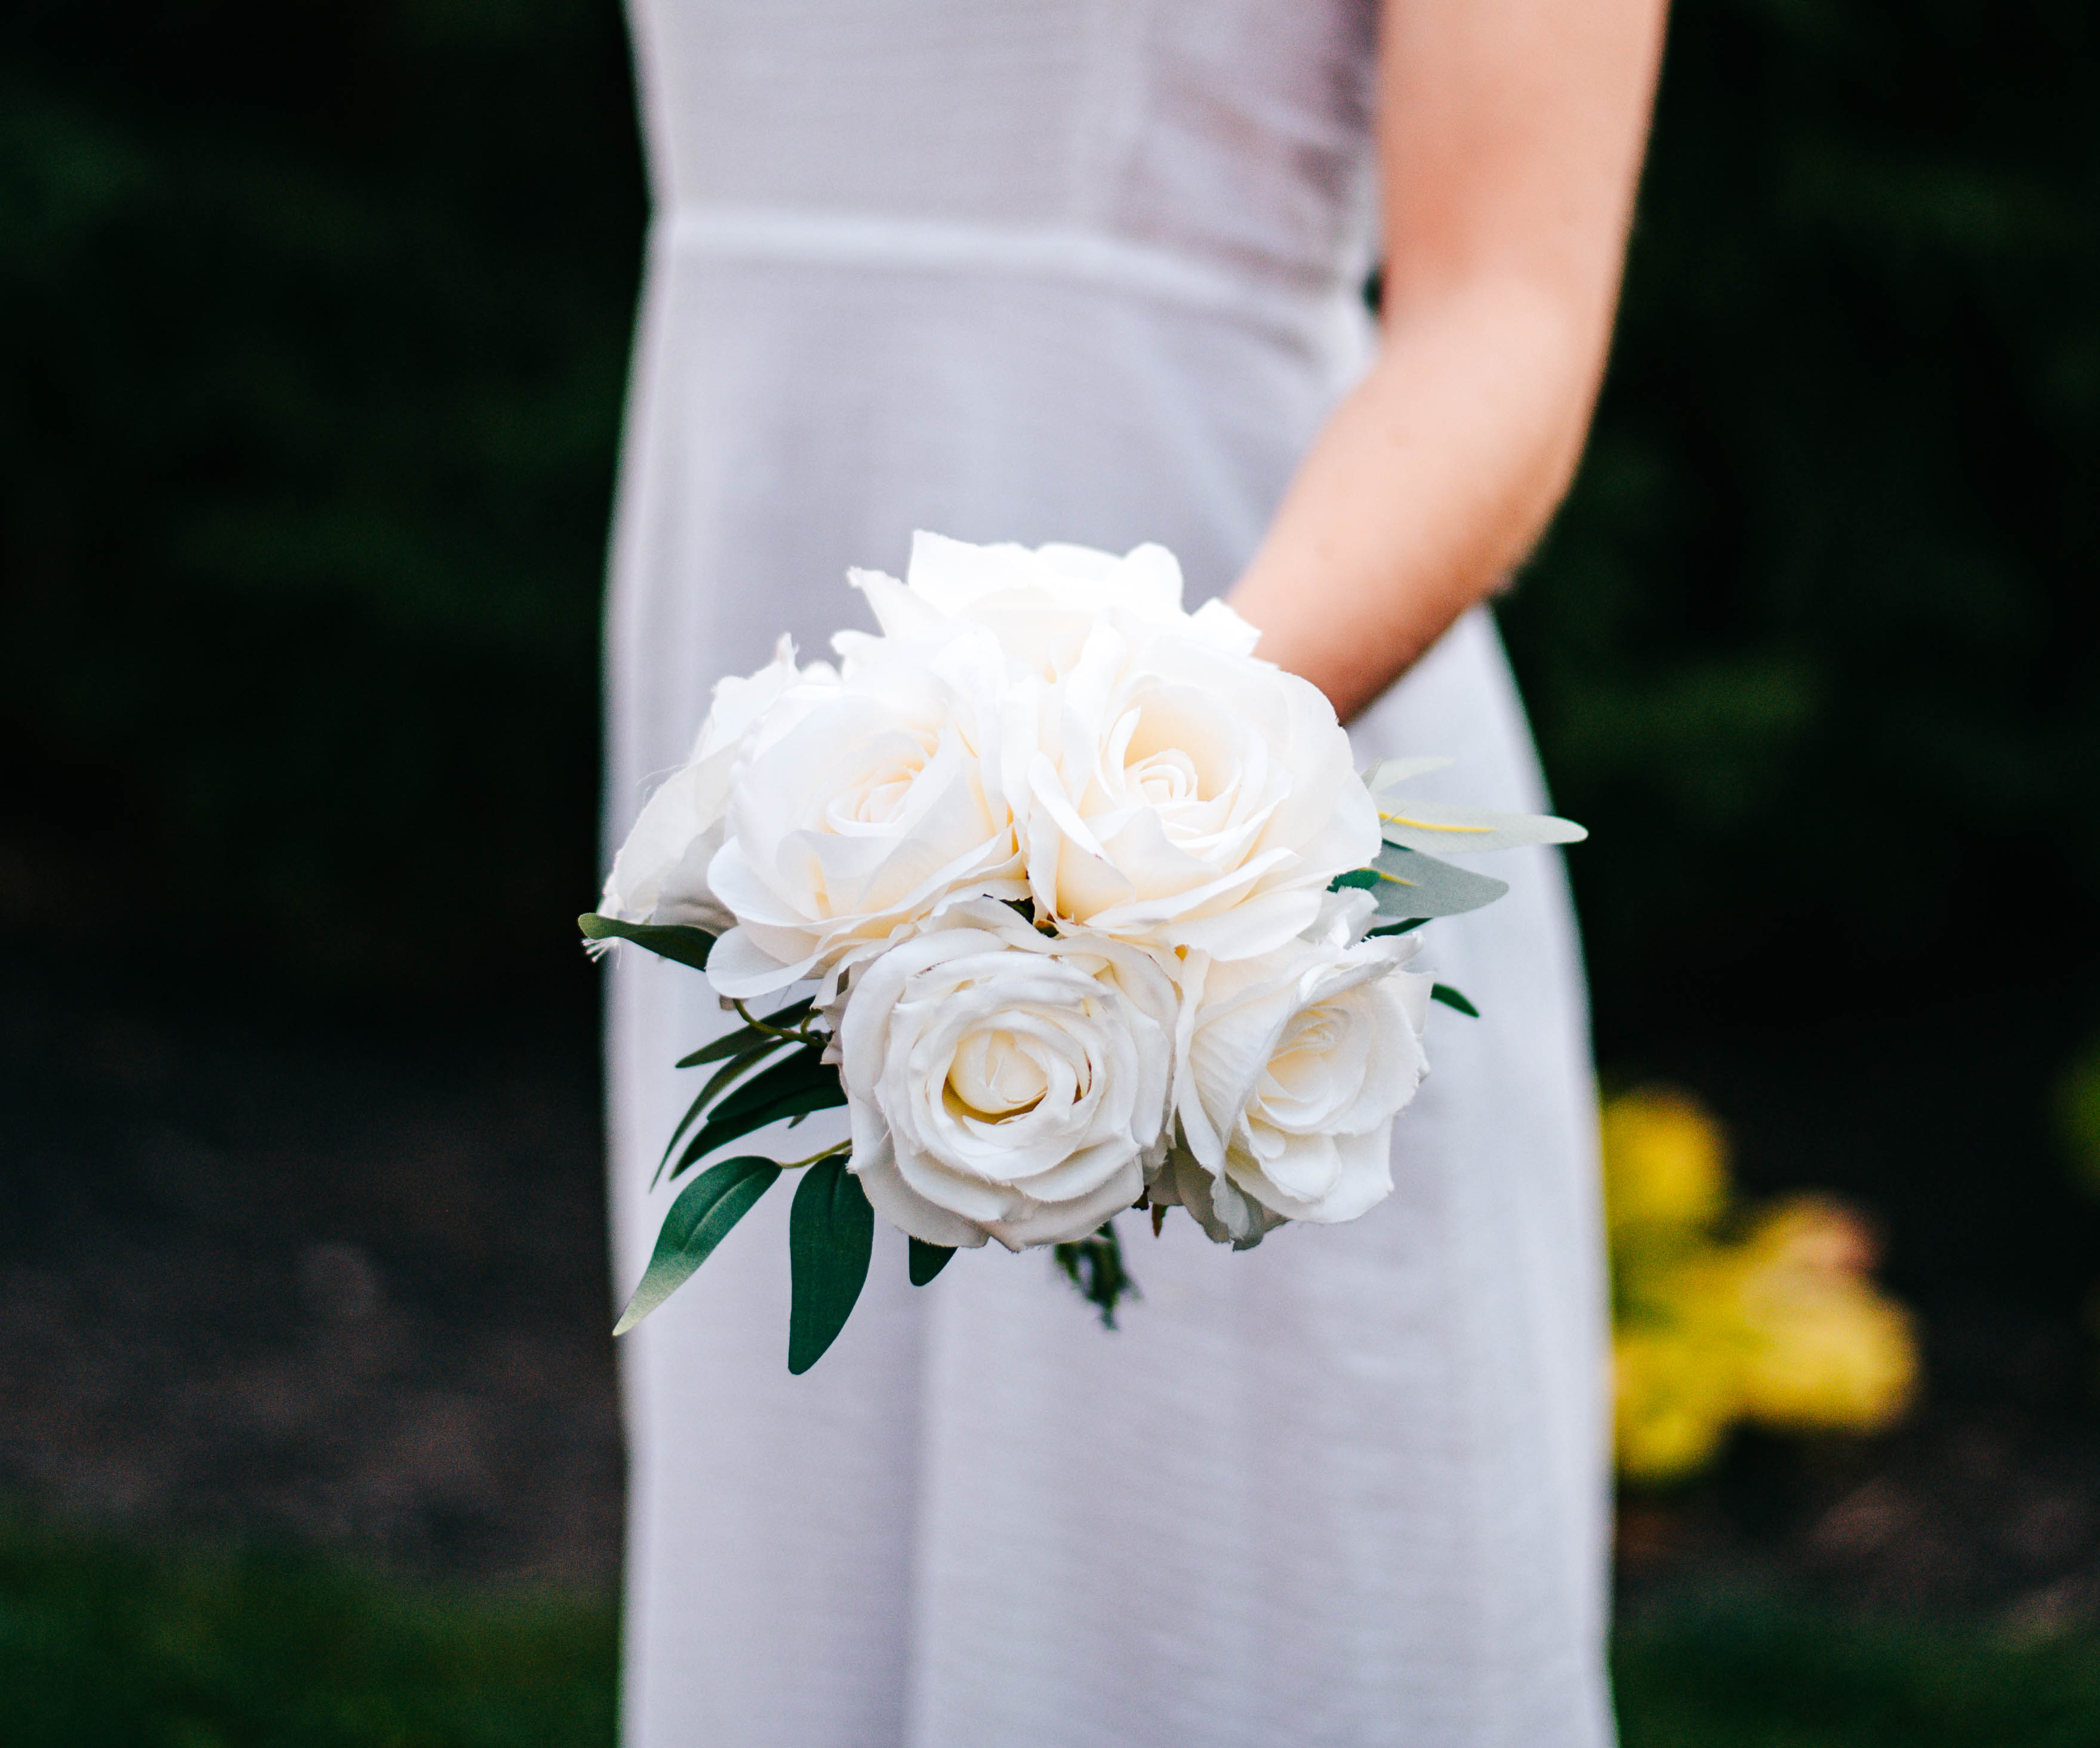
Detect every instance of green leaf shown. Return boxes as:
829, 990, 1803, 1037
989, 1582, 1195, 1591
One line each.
578, 913, 718, 973
612, 1155, 780, 1336
1367, 916, 1428, 937
706, 1043, 833, 1128
675, 998, 815, 1067
1052, 1220, 1138, 1330
1431, 983, 1480, 1018
652, 1034, 790, 1189
908, 1238, 954, 1286
670, 1058, 848, 1181
1365, 843, 1508, 920
788, 1158, 874, 1373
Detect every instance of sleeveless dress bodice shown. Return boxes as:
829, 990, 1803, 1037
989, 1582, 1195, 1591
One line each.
631, 0, 1378, 306
606, 5, 1611, 1745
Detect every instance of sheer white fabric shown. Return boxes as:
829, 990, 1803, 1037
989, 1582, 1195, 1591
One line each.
605, 3, 1613, 1743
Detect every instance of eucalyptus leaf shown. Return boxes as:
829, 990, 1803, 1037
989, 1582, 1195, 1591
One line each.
1366, 843, 1508, 920
1361, 756, 1454, 792
1377, 800, 1587, 856
577, 913, 718, 974
788, 1157, 874, 1374
1431, 983, 1480, 1018
612, 1155, 780, 1335
908, 1238, 954, 1287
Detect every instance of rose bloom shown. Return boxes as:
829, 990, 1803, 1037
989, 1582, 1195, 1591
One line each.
1154, 893, 1431, 1244
599, 636, 823, 935
703, 627, 1030, 1000
1023, 613, 1378, 961
837, 899, 1177, 1250
848, 530, 1258, 684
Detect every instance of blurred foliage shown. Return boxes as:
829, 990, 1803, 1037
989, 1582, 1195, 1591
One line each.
0, 0, 643, 1020
2056, 1033, 2100, 1197
1606, 1087, 1916, 1482
1499, 0, 2100, 1050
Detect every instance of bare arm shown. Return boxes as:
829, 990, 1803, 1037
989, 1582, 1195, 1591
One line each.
1226, 0, 1669, 721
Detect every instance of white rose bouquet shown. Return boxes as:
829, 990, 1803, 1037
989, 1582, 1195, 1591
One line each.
584, 534, 1583, 1371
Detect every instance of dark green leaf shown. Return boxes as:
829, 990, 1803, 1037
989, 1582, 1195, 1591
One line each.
908, 1238, 954, 1286
652, 1035, 790, 1188
1328, 868, 1380, 893
1367, 916, 1428, 937
1431, 983, 1480, 1017
578, 913, 718, 973
707, 1043, 833, 1128
671, 1078, 848, 1181
675, 998, 815, 1067
1052, 1220, 1138, 1330
612, 1155, 780, 1336
788, 1158, 874, 1374
1365, 844, 1508, 921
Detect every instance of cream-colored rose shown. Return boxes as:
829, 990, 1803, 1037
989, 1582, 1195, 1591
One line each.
1156, 893, 1431, 1242
838, 900, 1177, 1251
845, 530, 1261, 685
599, 636, 820, 934
1023, 620, 1380, 960
703, 629, 1030, 1001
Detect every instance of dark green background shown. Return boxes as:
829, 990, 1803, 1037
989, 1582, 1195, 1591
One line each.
3, 1, 2096, 1324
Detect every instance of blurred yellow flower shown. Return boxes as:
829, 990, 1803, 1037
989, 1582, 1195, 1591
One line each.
1603, 1090, 1917, 1484
1602, 1088, 1728, 1238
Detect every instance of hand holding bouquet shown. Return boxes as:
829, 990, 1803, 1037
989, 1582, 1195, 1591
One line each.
584, 534, 1582, 1370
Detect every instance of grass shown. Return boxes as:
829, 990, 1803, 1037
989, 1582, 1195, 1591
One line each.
6, 1522, 2100, 1746
1615, 1601, 2100, 1748
0, 1523, 616, 1748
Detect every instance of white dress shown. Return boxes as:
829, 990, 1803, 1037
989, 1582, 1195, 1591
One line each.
605, 3, 1613, 1744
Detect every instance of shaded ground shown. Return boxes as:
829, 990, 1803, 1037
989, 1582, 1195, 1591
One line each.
5, 959, 2100, 1636
0, 965, 620, 1588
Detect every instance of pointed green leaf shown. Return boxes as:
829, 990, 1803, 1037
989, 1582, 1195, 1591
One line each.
670, 1077, 849, 1181
613, 1155, 780, 1335
578, 913, 718, 973
1366, 843, 1508, 920
788, 1158, 874, 1374
908, 1239, 954, 1286
1367, 916, 1428, 937
652, 1035, 790, 1189
675, 998, 815, 1067
707, 1043, 833, 1128
1430, 983, 1480, 1018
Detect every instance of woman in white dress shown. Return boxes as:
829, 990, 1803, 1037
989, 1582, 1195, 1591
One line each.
604, 2, 1665, 1744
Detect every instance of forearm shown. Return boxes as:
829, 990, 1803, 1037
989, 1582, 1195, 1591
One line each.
1227, 276, 1606, 722
1231, 0, 1666, 723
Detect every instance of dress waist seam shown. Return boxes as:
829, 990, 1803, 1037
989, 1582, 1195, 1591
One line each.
655, 205, 1366, 349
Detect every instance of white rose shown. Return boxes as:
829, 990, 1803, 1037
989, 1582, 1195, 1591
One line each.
1156, 893, 1431, 1243
703, 628, 1031, 1001
838, 900, 1177, 1251
845, 530, 1263, 683
1023, 620, 1380, 959
599, 636, 819, 934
